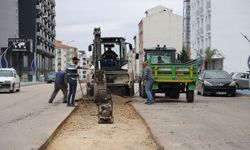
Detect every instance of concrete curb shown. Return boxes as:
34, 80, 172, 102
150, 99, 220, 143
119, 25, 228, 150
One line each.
129, 100, 164, 150
20, 82, 44, 87
38, 104, 79, 150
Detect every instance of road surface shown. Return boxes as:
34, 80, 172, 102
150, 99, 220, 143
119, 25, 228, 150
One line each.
0, 84, 76, 150
133, 94, 250, 150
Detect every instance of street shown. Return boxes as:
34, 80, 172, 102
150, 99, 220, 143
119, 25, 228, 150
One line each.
133, 93, 250, 150
0, 83, 250, 150
0, 84, 75, 150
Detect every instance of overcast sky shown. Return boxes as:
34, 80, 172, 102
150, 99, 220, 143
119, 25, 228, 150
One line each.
55, 0, 183, 55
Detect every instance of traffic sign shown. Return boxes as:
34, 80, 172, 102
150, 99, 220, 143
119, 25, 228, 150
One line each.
248, 55, 250, 70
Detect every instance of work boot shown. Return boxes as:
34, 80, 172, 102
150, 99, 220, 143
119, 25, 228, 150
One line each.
70, 104, 76, 107
48, 100, 53, 103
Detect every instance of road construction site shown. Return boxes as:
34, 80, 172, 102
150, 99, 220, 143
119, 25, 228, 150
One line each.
44, 95, 161, 150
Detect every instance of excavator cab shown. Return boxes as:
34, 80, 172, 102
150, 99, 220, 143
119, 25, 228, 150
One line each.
89, 37, 132, 70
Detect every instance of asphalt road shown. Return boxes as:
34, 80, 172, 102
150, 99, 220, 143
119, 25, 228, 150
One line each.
133, 93, 250, 150
0, 84, 75, 150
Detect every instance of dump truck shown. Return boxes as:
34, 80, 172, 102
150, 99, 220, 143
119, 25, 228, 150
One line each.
139, 46, 198, 103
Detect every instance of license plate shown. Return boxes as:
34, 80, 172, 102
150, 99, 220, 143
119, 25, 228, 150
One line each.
216, 92, 227, 95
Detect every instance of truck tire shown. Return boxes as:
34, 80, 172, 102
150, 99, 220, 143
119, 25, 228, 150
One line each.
186, 90, 194, 103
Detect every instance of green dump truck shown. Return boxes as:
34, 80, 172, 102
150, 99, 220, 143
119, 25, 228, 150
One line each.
139, 47, 198, 103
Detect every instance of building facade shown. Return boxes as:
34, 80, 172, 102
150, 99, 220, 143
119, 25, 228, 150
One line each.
54, 41, 77, 72
0, 0, 56, 81
190, 0, 250, 72
138, 6, 183, 52
77, 50, 88, 81
0, 0, 19, 48
136, 5, 183, 76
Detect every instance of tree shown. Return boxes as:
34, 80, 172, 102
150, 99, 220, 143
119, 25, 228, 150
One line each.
205, 47, 217, 62
179, 48, 190, 63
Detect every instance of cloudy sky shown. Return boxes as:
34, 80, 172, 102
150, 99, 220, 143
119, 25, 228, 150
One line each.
55, 0, 183, 54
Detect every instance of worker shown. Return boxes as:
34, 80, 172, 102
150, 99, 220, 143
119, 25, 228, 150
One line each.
102, 46, 118, 66
157, 56, 165, 64
48, 70, 68, 103
66, 57, 82, 107
142, 61, 155, 105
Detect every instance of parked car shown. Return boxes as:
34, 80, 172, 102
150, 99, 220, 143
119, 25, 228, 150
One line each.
45, 72, 56, 83
197, 70, 236, 96
0, 68, 20, 93
231, 72, 250, 89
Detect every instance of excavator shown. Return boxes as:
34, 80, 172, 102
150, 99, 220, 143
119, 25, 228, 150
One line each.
87, 28, 135, 123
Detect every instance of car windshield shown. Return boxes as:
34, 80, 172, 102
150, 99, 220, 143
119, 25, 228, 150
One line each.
0, 70, 13, 77
204, 71, 231, 79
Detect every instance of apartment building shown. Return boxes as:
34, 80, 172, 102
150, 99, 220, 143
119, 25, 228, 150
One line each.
0, 0, 56, 81
55, 41, 77, 72
190, 0, 250, 72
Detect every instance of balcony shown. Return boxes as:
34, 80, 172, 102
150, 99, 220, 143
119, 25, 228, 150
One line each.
206, 2, 211, 11
36, 17, 43, 24
37, 30, 43, 37
206, 24, 211, 31
36, 4, 42, 10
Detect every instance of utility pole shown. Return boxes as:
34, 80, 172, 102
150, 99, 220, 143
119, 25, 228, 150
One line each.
183, 0, 191, 56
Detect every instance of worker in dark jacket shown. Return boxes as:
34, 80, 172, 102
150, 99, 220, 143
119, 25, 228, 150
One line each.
142, 61, 155, 105
66, 57, 82, 107
48, 71, 68, 103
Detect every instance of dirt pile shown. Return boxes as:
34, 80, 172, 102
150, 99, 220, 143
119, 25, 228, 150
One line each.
45, 95, 161, 150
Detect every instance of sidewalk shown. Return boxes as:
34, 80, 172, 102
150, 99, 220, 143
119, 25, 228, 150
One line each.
237, 89, 250, 96
20, 81, 43, 86
0, 83, 85, 150
38, 83, 86, 149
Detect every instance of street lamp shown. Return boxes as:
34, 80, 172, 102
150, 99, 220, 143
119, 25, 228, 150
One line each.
240, 32, 250, 89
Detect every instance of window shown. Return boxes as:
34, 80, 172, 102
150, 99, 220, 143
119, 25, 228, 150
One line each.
23, 55, 28, 68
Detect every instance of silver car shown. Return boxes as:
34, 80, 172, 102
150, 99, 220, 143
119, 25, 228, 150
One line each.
232, 72, 250, 89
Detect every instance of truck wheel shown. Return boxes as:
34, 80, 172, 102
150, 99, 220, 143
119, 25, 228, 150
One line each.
186, 90, 194, 103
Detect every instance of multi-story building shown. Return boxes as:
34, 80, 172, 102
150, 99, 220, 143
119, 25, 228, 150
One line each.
190, 0, 250, 72
136, 5, 183, 76
0, 0, 19, 49
138, 6, 183, 52
77, 50, 88, 81
0, 0, 56, 81
54, 41, 77, 72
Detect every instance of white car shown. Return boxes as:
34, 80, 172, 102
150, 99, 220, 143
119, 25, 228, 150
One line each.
231, 72, 250, 89
0, 68, 20, 93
